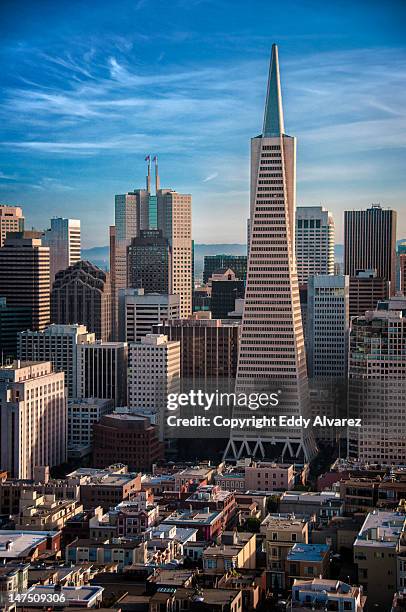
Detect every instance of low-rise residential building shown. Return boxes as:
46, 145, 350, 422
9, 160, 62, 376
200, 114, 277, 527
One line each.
162, 508, 224, 541
183, 485, 237, 528
202, 531, 256, 574
280, 491, 344, 524
89, 491, 160, 539
245, 462, 295, 492
354, 510, 406, 609
22, 584, 104, 608
0, 563, 29, 594
214, 468, 246, 492
13, 490, 83, 531
261, 514, 310, 589
66, 466, 141, 511
286, 543, 330, 587
291, 578, 366, 611
174, 466, 216, 491
0, 530, 61, 562
66, 537, 147, 569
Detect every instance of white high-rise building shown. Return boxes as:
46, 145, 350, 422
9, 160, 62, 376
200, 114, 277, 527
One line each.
348, 296, 406, 464
118, 288, 180, 342
307, 275, 349, 379
296, 206, 335, 284
224, 45, 316, 462
43, 218, 81, 284
0, 361, 67, 479
18, 324, 95, 398
128, 334, 180, 439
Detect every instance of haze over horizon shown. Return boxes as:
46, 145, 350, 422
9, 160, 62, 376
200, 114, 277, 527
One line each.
1, 0, 405, 248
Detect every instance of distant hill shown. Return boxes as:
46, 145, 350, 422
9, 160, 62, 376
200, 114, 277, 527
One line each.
82, 242, 346, 274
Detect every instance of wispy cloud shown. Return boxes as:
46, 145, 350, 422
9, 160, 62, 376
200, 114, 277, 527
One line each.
0, 33, 405, 244
202, 172, 218, 182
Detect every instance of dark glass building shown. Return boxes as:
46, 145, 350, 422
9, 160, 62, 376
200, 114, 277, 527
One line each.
0, 297, 32, 360
203, 255, 247, 284
127, 229, 170, 293
210, 272, 245, 319
51, 260, 112, 341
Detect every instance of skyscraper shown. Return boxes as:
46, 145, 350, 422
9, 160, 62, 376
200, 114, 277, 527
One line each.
157, 189, 192, 318
118, 288, 180, 342
127, 229, 171, 293
43, 217, 81, 284
18, 324, 95, 398
77, 341, 128, 407
0, 231, 50, 332
51, 260, 112, 341
344, 205, 397, 293
224, 45, 316, 462
296, 206, 335, 284
0, 361, 67, 479
154, 316, 240, 386
307, 275, 349, 380
127, 334, 181, 440
348, 296, 406, 464
348, 269, 390, 318
0, 204, 24, 247
111, 159, 192, 330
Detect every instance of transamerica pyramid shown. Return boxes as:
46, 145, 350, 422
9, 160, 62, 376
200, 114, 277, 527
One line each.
223, 45, 317, 462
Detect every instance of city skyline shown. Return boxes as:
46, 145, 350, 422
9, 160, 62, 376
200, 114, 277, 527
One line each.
1, 0, 406, 247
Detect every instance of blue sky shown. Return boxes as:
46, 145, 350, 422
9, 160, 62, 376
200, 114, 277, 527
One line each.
0, 0, 405, 248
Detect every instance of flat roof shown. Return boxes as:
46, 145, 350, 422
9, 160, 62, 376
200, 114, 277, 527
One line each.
287, 544, 329, 562
355, 510, 406, 547
0, 531, 58, 558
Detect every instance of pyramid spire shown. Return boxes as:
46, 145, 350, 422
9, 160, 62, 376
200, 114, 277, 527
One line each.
263, 44, 285, 137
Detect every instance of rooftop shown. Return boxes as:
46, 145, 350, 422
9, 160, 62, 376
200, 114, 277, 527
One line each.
355, 510, 406, 548
0, 531, 58, 558
162, 508, 222, 526
287, 543, 329, 562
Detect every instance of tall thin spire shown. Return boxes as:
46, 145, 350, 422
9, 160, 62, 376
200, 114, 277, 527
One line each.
145, 155, 151, 193
262, 44, 285, 137
154, 155, 160, 193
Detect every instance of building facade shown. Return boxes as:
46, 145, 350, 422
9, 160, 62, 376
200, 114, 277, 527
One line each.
203, 255, 247, 284
349, 269, 390, 319
51, 260, 112, 341
127, 334, 180, 439
18, 324, 95, 398
0, 232, 50, 332
307, 275, 349, 379
77, 341, 128, 407
118, 288, 180, 342
296, 206, 335, 284
93, 414, 164, 471
43, 217, 81, 284
127, 229, 171, 293
0, 204, 24, 247
154, 316, 240, 386
348, 296, 406, 464
157, 189, 192, 318
0, 361, 67, 479
344, 204, 397, 293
